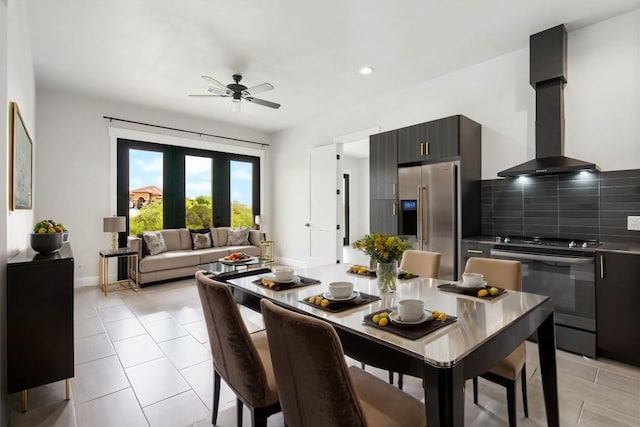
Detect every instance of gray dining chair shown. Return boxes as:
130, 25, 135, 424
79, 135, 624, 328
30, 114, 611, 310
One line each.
195, 271, 280, 427
260, 299, 426, 427
465, 257, 528, 427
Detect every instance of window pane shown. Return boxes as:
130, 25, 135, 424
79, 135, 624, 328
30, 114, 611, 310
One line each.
129, 149, 163, 235
230, 160, 253, 227
185, 155, 213, 229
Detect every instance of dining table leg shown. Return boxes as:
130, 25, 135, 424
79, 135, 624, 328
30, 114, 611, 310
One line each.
537, 310, 560, 427
423, 363, 465, 427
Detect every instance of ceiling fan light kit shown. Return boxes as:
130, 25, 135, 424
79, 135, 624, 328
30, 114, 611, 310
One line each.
189, 74, 281, 111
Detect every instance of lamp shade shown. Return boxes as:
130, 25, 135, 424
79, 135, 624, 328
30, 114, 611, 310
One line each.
103, 216, 126, 233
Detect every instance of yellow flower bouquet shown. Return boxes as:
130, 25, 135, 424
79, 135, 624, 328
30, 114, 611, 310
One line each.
352, 233, 410, 263
352, 234, 411, 292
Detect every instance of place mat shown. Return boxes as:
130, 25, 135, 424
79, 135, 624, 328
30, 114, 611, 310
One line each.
299, 292, 380, 313
363, 308, 457, 340
437, 283, 507, 300
346, 266, 376, 277
252, 275, 321, 291
398, 272, 419, 280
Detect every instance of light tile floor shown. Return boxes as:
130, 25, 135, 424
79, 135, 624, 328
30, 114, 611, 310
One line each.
7, 278, 640, 427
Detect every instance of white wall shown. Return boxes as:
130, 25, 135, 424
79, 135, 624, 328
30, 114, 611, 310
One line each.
6, 0, 35, 255
35, 89, 271, 286
271, 9, 640, 265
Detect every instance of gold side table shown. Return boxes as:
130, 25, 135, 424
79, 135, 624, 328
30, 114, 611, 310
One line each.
99, 248, 139, 296
259, 240, 274, 266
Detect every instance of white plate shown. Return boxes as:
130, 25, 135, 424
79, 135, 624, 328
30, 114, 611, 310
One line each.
456, 280, 487, 289
389, 310, 433, 325
322, 291, 359, 302
218, 256, 256, 264
263, 274, 299, 284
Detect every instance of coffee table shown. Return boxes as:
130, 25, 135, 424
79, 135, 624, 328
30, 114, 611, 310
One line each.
198, 257, 270, 274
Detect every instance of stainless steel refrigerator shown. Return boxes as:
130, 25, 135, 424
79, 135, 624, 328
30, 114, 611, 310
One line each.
398, 162, 457, 280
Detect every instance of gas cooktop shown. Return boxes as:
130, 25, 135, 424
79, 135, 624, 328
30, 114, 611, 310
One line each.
497, 236, 601, 249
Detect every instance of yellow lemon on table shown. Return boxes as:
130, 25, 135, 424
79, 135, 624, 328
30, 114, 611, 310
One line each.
477, 289, 489, 297
489, 287, 500, 296
320, 299, 330, 308
372, 314, 381, 324
380, 312, 389, 318
378, 317, 389, 327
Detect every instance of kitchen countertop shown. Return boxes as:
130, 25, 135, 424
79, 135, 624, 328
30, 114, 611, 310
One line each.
462, 236, 640, 256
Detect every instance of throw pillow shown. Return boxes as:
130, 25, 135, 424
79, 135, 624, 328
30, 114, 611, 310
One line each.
227, 228, 250, 246
137, 233, 150, 256
191, 231, 212, 250
143, 231, 167, 256
190, 228, 214, 247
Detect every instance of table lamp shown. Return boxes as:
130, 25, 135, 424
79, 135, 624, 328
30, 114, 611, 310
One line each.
103, 216, 126, 252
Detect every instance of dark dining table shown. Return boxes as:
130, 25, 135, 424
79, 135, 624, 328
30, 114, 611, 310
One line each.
225, 264, 559, 427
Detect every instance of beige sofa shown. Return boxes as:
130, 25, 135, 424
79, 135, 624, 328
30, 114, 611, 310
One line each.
128, 227, 261, 286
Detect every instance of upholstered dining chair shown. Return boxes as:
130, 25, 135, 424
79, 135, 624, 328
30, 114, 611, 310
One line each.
195, 271, 280, 427
392, 249, 442, 389
399, 249, 442, 279
260, 299, 426, 427
464, 257, 528, 427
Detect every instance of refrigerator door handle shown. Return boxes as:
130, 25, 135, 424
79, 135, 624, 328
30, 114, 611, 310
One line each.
423, 185, 429, 245
417, 185, 423, 243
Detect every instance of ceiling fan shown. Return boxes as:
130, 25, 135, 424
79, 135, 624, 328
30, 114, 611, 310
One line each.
189, 74, 281, 111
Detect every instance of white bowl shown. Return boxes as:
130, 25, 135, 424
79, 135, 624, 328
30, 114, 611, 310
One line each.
328, 282, 354, 298
461, 272, 484, 287
398, 299, 425, 321
274, 267, 295, 282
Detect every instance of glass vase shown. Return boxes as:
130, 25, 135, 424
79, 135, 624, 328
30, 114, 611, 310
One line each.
376, 261, 398, 293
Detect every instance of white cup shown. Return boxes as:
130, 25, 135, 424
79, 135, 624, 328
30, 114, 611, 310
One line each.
398, 299, 425, 321
461, 272, 484, 287
273, 267, 295, 282
328, 282, 354, 298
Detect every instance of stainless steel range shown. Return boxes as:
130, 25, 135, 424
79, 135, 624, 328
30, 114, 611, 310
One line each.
491, 236, 598, 358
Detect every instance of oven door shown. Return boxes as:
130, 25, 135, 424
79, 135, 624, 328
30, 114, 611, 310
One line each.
491, 249, 596, 332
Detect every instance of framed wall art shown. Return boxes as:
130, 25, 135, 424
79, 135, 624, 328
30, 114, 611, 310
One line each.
10, 102, 33, 210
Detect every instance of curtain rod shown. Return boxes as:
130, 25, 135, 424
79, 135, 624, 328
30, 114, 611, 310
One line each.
102, 116, 269, 148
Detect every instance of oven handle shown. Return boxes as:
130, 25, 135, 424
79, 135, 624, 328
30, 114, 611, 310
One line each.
490, 249, 594, 265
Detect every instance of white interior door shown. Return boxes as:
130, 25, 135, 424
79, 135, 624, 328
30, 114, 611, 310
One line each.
308, 144, 341, 266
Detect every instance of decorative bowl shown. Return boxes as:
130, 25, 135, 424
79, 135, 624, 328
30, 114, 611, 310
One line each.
30, 233, 63, 253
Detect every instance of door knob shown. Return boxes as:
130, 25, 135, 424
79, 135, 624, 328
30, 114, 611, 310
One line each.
304, 223, 310, 227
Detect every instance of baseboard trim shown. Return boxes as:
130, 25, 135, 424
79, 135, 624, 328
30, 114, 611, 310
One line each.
75, 275, 99, 288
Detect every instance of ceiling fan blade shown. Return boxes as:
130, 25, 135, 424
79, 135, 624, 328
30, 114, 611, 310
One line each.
188, 94, 226, 98
201, 75, 228, 90
207, 87, 232, 96
242, 83, 274, 96
244, 97, 280, 109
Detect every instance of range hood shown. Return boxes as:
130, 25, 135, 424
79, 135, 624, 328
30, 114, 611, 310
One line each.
498, 25, 600, 177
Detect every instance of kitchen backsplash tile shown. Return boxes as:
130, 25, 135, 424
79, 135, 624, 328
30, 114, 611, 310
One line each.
481, 169, 640, 241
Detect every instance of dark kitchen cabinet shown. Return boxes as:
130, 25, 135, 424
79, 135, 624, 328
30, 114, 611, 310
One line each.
461, 241, 492, 269
7, 244, 74, 408
370, 130, 398, 199
369, 114, 481, 240
397, 116, 459, 164
595, 250, 640, 367
370, 199, 398, 235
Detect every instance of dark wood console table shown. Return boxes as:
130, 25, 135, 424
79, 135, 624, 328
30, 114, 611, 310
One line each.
7, 243, 74, 411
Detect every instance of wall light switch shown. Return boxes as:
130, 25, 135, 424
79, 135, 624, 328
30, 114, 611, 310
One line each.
627, 216, 640, 231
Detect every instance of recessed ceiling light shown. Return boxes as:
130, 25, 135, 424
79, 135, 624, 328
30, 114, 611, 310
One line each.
359, 66, 374, 75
